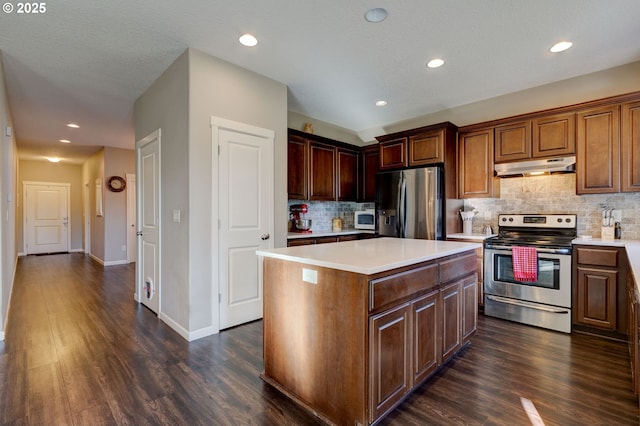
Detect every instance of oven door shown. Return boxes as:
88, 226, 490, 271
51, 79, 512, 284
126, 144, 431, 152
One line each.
484, 247, 571, 308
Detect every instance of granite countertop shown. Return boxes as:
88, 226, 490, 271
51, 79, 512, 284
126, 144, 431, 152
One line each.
572, 238, 640, 297
287, 229, 376, 239
257, 237, 481, 275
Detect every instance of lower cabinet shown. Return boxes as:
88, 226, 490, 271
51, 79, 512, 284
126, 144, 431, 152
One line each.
368, 267, 477, 424
573, 245, 628, 337
287, 233, 374, 246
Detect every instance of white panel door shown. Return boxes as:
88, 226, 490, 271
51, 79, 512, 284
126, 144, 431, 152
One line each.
24, 183, 70, 254
216, 120, 274, 330
136, 130, 161, 313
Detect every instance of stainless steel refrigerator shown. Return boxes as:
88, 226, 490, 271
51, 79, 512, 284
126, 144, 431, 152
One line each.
376, 167, 444, 240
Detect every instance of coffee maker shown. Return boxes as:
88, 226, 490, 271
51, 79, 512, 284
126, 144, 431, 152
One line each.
290, 204, 312, 233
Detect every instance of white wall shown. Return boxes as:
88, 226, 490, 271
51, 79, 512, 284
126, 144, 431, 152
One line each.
0, 53, 18, 340
134, 48, 287, 339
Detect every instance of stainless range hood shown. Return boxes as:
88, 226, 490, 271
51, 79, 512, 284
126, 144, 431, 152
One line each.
495, 156, 576, 177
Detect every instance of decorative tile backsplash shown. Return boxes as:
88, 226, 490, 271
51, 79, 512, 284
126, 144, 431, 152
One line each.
287, 200, 374, 232
464, 174, 640, 240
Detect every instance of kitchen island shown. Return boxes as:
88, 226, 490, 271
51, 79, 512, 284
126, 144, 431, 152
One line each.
257, 238, 480, 425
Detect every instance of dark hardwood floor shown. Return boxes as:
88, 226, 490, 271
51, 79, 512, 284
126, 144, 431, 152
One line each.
0, 253, 638, 425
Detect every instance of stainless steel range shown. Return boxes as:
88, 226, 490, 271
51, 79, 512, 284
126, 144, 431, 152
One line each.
484, 214, 577, 333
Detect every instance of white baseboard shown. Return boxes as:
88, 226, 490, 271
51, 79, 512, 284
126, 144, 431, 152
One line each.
0, 331, 4, 341
158, 312, 219, 341
103, 259, 130, 266
89, 253, 104, 265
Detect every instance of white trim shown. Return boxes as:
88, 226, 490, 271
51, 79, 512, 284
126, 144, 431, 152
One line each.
0, 332, 4, 341
125, 173, 136, 264
83, 180, 91, 256
22, 181, 72, 255
210, 116, 275, 334
158, 312, 190, 340
103, 260, 130, 266
89, 253, 104, 265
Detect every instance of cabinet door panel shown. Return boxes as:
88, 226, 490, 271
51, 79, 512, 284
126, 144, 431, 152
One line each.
361, 145, 380, 202
369, 303, 411, 423
412, 291, 440, 385
576, 106, 620, 194
309, 142, 336, 200
379, 138, 407, 170
287, 135, 308, 199
337, 148, 358, 201
576, 267, 618, 329
494, 121, 531, 163
622, 101, 640, 192
458, 129, 496, 198
409, 130, 444, 166
441, 282, 461, 361
461, 274, 478, 342
532, 112, 576, 158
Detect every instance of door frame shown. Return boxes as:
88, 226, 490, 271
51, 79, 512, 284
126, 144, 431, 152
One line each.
22, 181, 71, 255
126, 173, 136, 263
210, 116, 275, 334
84, 180, 91, 255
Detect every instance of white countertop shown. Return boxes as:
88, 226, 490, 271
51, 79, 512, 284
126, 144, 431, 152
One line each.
257, 237, 481, 275
572, 238, 640, 297
287, 229, 376, 239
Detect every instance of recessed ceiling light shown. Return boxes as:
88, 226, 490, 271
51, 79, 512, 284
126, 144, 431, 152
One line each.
239, 34, 258, 47
550, 41, 572, 53
48, 157, 61, 163
66, 123, 79, 129
59, 139, 71, 143
427, 58, 445, 68
375, 100, 387, 107
365, 8, 388, 23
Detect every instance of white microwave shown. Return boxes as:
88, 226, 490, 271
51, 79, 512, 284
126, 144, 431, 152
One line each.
354, 209, 376, 230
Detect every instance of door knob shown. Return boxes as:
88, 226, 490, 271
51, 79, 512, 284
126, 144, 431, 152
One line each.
261, 233, 270, 240
136, 231, 143, 236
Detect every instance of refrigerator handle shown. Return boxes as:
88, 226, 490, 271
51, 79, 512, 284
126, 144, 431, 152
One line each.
395, 174, 402, 237
399, 174, 407, 237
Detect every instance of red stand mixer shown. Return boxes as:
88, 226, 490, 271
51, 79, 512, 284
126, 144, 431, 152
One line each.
290, 204, 312, 233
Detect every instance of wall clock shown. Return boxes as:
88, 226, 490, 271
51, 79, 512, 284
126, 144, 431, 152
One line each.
107, 176, 126, 192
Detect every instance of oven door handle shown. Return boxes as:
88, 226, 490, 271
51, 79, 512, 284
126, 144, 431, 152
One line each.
486, 295, 570, 314
484, 244, 570, 255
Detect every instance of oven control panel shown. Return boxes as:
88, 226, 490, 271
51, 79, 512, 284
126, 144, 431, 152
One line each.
498, 214, 577, 228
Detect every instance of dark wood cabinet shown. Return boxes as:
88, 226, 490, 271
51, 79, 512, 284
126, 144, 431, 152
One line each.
532, 112, 576, 158
412, 290, 440, 384
573, 245, 628, 338
494, 121, 531, 163
458, 128, 498, 198
287, 134, 308, 199
379, 137, 407, 170
622, 100, 640, 192
369, 303, 411, 422
461, 273, 478, 342
288, 129, 360, 202
360, 144, 380, 202
441, 281, 461, 361
408, 129, 445, 166
287, 233, 375, 247
576, 105, 620, 194
337, 147, 359, 201
309, 141, 336, 200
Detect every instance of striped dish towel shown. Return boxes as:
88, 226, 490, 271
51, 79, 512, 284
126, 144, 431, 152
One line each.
512, 246, 538, 282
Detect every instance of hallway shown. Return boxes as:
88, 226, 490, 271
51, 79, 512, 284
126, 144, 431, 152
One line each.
0, 253, 638, 425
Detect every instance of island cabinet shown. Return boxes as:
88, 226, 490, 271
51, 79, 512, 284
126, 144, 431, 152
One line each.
260, 240, 478, 426
573, 245, 628, 339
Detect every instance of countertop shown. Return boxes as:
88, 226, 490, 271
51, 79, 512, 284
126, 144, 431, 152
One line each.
257, 237, 481, 275
287, 229, 376, 239
572, 238, 640, 297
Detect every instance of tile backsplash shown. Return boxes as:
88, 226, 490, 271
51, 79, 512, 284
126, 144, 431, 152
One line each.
464, 174, 640, 240
287, 200, 374, 232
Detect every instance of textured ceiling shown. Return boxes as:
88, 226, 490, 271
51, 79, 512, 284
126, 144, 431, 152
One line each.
1, 0, 640, 163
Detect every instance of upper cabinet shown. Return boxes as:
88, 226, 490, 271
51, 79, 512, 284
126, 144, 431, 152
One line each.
494, 112, 575, 163
287, 129, 360, 202
458, 128, 498, 198
360, 144, 380, 202
287, 133, 308, 200
622, 100, 640, 192
408, 129, 446, 166
378, 137, 407, 170
576, 105, 620, 194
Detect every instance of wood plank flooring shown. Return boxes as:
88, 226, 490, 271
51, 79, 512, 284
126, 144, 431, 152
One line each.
0, 253, 638, 425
